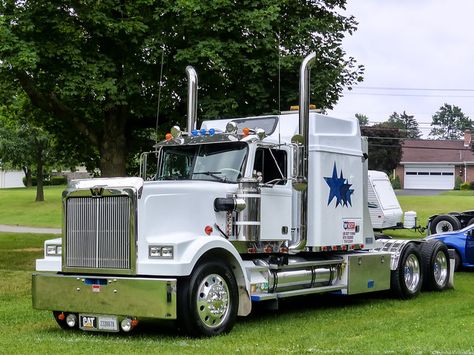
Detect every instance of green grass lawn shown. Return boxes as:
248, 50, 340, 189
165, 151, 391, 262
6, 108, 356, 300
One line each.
2, 232, 474, 353
0, 186, 63, 228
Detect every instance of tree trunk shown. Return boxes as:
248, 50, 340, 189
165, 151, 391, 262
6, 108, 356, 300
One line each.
35, 147, 44, 202
99, 108, 128, 177
23, 166, 33, 187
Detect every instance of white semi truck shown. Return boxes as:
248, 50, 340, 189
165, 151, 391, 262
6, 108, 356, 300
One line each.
32, 53, 452, 337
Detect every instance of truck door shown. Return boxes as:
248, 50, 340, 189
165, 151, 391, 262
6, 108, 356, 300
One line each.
254, 146, 292, 241
465, 229, 474, 264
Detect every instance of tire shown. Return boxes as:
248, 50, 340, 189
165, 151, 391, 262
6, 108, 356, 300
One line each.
430, 215, 461, 234
391, 243, 423, 299
420, 240, 450, 291
178, 261, 238, 337
467, 217, 474, 226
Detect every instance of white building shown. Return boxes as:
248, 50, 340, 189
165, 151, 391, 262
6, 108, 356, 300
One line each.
0, 169, 24, 188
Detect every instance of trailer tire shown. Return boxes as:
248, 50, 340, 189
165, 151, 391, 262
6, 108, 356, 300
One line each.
391, 243, 423, 299
420, 240, 450, 291
430, 215, 461, 234
178, 261, 238, 337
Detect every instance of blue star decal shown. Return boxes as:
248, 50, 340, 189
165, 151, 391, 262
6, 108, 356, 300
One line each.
324, 163, 354, 207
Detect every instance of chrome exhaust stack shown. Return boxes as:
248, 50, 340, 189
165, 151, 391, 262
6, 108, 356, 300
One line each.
185, 66, 198, 133
290, 52, 317, 252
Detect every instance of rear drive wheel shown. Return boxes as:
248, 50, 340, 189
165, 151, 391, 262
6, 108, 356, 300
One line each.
391, 243, 423, 299
178, 261, 238, 337
430, 215, 461, 234
420, 240, 450, 291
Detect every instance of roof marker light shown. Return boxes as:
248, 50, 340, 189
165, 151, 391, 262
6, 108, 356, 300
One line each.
242, 127, 250, 136
165, 133, 172, 141
209, 128, 216, 136
191, 129, 199, 137
200, 128, 207, 135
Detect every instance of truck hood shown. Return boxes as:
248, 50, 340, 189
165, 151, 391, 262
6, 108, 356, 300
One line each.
138, 180, 237, 240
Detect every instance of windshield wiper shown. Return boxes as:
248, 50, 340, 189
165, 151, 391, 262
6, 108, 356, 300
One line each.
192, 171, 227, 182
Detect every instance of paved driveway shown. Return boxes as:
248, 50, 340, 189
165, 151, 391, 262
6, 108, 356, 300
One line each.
0, 224, 61, 234
395, 189, 447, 196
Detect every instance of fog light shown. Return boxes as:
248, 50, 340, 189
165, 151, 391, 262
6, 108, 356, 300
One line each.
66, 314, 77, 328
121, 318, 132, 332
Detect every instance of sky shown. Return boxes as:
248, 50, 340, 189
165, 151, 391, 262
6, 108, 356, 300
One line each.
328, 0, 474, 137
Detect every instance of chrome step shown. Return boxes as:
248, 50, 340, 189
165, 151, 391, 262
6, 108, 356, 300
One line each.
251, 284, 346, 301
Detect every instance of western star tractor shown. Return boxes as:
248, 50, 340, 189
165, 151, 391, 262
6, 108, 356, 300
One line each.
32, 53, 452, 337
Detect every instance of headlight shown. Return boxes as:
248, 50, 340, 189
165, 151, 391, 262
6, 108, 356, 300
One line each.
45, 244, 62, 256
148, 245, 174, 259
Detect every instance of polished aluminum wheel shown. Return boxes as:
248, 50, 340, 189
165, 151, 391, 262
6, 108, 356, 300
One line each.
196, 274, 230, 328
433, 250, 448, 287
404, 254, 421, 292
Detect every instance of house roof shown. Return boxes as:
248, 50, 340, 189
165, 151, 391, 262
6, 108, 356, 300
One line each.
400, 139, 474, 164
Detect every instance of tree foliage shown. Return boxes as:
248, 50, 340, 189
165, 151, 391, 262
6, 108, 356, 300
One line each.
361, 123, 403, 173
387, 111, 420, 139
0, 94, 81, 201
0, 0, 364, 176
430, 103, 472, 140
355, 113, 369, 126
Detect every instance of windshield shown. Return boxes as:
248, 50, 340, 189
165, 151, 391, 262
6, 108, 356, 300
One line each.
157, 142, 248, 183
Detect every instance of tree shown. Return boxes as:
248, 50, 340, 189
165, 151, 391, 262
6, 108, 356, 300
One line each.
387, 111, 420, 139
361, 123, 403, 173
0, 95, 82, 201
0, 1, 364, 176
355, 113, 369, 126
430, 103, 472, 140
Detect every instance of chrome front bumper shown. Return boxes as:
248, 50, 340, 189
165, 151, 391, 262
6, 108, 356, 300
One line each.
32, 273, 177, 319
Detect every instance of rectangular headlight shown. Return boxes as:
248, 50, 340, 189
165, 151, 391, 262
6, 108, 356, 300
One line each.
148, 245, 174, 259
46, 244, 62, 256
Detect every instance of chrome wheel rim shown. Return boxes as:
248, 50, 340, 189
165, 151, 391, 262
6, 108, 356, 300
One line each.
196, 274, 230, 328
404, 254, 421, 292
433, 250, 448, 287
435, 221, 453, 233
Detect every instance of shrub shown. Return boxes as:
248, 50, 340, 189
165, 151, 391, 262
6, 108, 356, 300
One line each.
22, 176, 37, 187
50, 175, 67, 185
460, 182, 471, 190
454, 176, 463, 190
391, 175, 401, 189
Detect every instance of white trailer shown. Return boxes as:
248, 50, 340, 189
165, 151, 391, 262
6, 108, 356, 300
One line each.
32, 54, 452, 337
367, 170, 403, 229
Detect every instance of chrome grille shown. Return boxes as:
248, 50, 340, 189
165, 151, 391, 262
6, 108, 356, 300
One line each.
65, 196, 131, 270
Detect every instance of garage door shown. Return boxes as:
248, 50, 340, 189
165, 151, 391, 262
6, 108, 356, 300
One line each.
404, 165, 455, 189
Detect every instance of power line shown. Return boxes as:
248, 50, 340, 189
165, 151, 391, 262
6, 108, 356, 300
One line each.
352, 86, 474, 92
345, 92, 474, 98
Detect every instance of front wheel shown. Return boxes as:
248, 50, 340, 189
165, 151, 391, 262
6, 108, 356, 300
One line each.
391, 243, 423, 299
178, 261, 238, 337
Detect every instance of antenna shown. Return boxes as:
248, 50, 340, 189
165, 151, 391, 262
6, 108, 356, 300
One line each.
278, 31, 281, 146
155, 49, 165, 145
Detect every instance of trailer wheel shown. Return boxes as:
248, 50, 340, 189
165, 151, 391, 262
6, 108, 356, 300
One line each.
178, 261, 238, 337
420, 240, 450, 291
430, 215, 461, 234
391, 243, 423, 299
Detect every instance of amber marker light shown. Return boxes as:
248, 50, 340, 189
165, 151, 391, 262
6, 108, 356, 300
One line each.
57, 312, 65, 321
165, 133, 172, 141
242, 127, 250, 136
